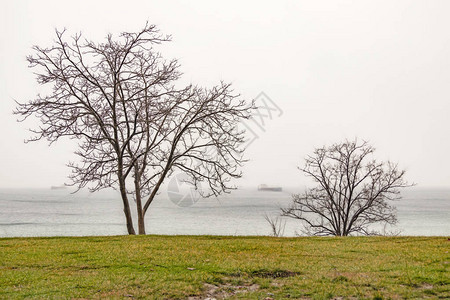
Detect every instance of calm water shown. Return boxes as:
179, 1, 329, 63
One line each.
0, 187, 449, 237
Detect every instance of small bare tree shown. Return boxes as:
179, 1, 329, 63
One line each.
282, 139, 411, 236
14, 23, 254, 235
264, 213, 286, 237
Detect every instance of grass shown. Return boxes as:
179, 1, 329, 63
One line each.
0, 236, 449, 299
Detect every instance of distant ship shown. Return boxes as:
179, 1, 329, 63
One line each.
50, 185, 67, 190
257, 184, 282, 192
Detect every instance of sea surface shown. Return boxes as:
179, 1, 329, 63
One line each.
0, 187, 449, 237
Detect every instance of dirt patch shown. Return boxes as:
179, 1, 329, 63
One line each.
225, 269, 300, 279
189, 269, 299, 299
420, 283, 433, 290
249, 269, 299, 278
188, 283, 260, 299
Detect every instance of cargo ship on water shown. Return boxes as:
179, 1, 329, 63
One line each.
50, 185, 67, 190
257, 184, 282, 192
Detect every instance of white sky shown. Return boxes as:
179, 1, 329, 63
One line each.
1, 0, 450, 188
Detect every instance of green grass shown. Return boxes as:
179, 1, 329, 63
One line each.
0, 236, 448, 299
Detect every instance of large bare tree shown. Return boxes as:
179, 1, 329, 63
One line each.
15, 24, 253, 235
282, 139, 411, 236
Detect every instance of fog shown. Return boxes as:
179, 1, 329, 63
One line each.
1, 0, 450, 189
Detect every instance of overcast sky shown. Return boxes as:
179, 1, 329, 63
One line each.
1, 0, 450, 189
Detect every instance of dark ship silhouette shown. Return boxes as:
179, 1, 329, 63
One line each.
257, 184, 282, 192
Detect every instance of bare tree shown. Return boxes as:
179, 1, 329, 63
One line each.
282, 139, 411, 236
264, 213, 286, 237
14, 23, 254, 235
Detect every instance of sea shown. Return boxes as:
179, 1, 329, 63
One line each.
0, 187, 449, 237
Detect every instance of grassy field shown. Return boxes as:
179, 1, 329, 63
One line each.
0, 236, 448, 299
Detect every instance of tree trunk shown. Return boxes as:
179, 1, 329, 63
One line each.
137, 207, 146, 235
119, 179, 136, 235
134, 173, 146, 235
134, 163, 145, 234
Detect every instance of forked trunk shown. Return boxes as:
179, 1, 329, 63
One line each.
119, 180, 136, 235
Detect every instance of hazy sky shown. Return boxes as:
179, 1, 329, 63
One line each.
1, 0, 450, 188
